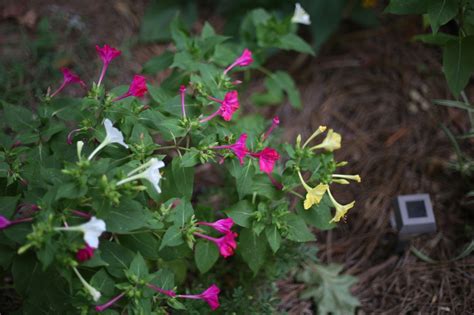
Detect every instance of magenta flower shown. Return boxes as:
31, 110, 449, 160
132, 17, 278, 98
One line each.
251, 147, 280, 174
147, 284, 176, 297
197, 218, 234, 234
200, 91, 239, 123
177, 284, 221, 311
263, 116, 280, 141
96, 44, 121, 86
194, 231, 238, 258
180, 85, 187, 118
212, 134, 249, 165
113, 75, 148, 101
50, 68, 86, 98
76, 244, 95, 262
0, 215, 33, 230
95, 292, 125, 312
224, 49, 253, 75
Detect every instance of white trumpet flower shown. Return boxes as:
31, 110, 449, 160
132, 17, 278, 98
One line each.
117, 158, 165, 194
72, 267, 102, 302
55, 216, 106, 248
88, 119, 128, 160
291, 3, 311, 25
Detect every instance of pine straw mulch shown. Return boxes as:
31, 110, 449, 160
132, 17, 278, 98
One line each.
271, 16, 474, 315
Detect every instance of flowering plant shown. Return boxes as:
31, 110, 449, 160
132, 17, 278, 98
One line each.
0, 8, 360, 314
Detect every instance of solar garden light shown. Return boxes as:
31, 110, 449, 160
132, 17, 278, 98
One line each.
391, 194, 437, 241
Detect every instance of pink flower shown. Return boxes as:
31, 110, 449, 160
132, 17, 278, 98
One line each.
50, 68, 86, 98
76, 244, 95, 262
200, 91, 240, 123
0, 215, 33, 230
147, 284, 176, 297
177, 284, 220, 311
113, 75, 148, 101
251, 147, 280, 174
96, 44, 121, 86
95, 292, 125, 312
212, 134, 249, 165
224, 49, 254, 75
263, 116, 280, 140
194, 231, 238, 258
197, 218, 234, 234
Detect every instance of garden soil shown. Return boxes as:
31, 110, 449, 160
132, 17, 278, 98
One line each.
1, 1, 473, 314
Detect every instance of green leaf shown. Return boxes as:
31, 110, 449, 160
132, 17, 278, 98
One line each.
443, 36, 474, 96
119, 233, 160, 260
227, 160, 255, 199
226, 200, 254, 228
270, 71, 302, 108
284, 213, 316, 242
194, 240, 219, 273
278, 33, 314, 55
100, 242, 136, 278
0, 195, 20, 217
151, 269, 175, 290
142, 51, 174, 74
298, 198, 336, 230
2, 102, 39, 132
298, 263, 360, 315
433, 99, 474, 111
0, 244, 14, 268
100, 200, 152, 233
384, 0, 430, 14
172, 199, 194, 227
427, 0, 458, 34
171, 158, 194, 199
265, 225, 282, 253
413, 33, 458, 45
160, 225, 183, 250
239, 228, 267, 274
129, 253, 149, 279
179, 149, 199, 167
90, 269, 116, 297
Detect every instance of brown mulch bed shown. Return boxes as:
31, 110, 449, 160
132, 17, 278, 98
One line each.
1, 1, 474, 314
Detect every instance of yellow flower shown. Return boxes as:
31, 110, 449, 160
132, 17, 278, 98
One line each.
327, 189, 355, 223
311, 129, 341, 152
332, 174, 361, 183
297, 171, 328, 209
362, 0, 377, 9
304, 184, 329, 210
302, 126, 327, 148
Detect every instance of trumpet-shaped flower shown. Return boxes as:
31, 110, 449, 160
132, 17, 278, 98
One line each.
212, 134, 249, 165
311, 129, 341, 152
50, 68, 86, 98
88, 119, 129, 160
302, 125, 327, 148
76, 244, 95, 262
113, 75, 148, 101
327, 189, 355, 223
223, 49, 253, 75
180, 85, 187, 118
298, 171, 328, 209
0, 215, 33, 230
177, 284, 221, 311
96, 44, 121, 86
200, 91, 239, 123
332, 174, 361, 183
262, 116, 280, 140
194, 231, 238, 258
116, 158, 165, 194
291, 3, 311, 25
197, 218, 234, 234
73, 267, 101, 302
251, 147, 280, 174
95, 292, 126, 312
55, 216, 106, 248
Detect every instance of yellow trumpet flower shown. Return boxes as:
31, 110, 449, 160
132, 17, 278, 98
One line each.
332, 174, 361, 183
298, 171, 328, 209
302, 125, 327, 148
327, 188, 355, 223
311, 129, 341, 152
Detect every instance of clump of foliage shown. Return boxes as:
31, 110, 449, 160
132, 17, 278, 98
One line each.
0, 7, 361, 314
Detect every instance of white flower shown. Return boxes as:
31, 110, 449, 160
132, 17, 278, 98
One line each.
73, 267, 102, 302
88, 119, 128, 160
117, 158, 165, 194
291, 3, 311, 25
78, 217, 107, 248
55, 216, 106, 248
